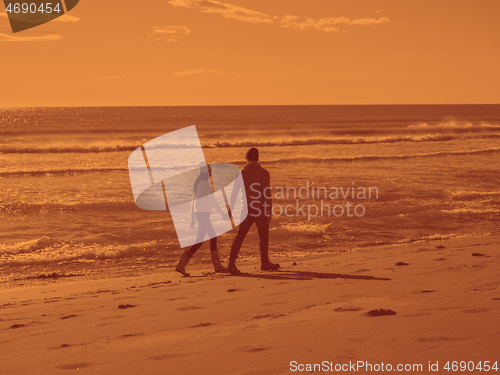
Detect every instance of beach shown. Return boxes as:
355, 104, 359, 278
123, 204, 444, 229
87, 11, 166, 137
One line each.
1, 234, 498, 374
1, 105, 499, 373
2, 0, 500, 372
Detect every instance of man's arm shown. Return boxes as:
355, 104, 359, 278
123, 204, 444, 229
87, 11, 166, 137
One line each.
229, 171, 242, 212
263, 170, 272, 220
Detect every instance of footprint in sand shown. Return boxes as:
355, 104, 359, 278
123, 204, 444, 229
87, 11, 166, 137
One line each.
121, 333, 142, 338
239, 346, 269, 353
356, 268, 371, 273
149, 353, 182, 361
202, 272, 218, 276
367, 309, 397, 317
61, 314, 80, 320
334, 306, 363, 312
167, 297, 188, 301
118, 304, 136, 309
175, 306, 203, 311
44, 297, 62, 304
190, 322, 214, 328
252, 313, 286, 320
147, 281, 172, 288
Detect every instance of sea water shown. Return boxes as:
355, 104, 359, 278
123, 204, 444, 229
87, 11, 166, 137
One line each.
1, 105, 499, 284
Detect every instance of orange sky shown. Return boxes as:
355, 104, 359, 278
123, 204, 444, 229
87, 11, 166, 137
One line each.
1, 0, 499, 106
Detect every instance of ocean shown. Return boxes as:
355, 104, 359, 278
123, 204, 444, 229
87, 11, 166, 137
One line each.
1, 105, 499, 285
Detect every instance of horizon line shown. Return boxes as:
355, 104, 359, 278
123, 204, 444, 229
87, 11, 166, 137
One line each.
1, 103, 500, 109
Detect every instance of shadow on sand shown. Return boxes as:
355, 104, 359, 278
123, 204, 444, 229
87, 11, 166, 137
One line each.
233, 270, 391, 281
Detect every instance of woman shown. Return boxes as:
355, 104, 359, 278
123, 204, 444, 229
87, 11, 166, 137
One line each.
175, 164, 228, 276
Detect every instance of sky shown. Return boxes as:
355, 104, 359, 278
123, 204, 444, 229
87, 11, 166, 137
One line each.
1, 0, 499, 106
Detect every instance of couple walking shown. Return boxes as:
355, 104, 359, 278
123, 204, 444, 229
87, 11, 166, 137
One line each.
175, 147, 280, 276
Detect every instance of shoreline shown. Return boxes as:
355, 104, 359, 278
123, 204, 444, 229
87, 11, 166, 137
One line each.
1, 232, 495, 291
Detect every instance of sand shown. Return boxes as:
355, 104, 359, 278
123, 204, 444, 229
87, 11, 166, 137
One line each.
1, 235, 499, 375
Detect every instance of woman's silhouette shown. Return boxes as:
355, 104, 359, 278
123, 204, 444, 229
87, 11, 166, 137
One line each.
175, 164, 228, 276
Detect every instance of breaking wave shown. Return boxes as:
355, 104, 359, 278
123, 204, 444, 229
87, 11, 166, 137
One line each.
205, 133, 500, 149
0, 237, 174, 266
260, 147, 500, 164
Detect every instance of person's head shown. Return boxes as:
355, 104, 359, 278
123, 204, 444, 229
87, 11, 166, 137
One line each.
198, 162, 209, 175
246, 147, 259, 162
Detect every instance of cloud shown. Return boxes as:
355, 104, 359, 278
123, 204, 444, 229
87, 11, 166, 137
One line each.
149, 26, 191, 42
277, 15, 391, 32
168, 0, 273, 24
277, 15, 340, 33
345, 17, 391, 26
99, 76, 126, 80
173, 69, 223, 77
0, 32, 61, 42
0, 12, 79, 23
166, 1, 392, 33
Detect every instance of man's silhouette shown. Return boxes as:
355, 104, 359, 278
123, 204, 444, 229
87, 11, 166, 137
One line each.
228, 147, 280, 275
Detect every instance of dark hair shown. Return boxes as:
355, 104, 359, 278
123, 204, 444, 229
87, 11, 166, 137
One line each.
246, 147, 259, 161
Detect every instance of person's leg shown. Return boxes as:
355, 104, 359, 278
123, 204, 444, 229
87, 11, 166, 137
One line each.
195, 212, 211, 243
255, 216, 280, 271
209, 237, 227, 272
176, 242, 202, 276
186, 242, 203, 257
197, 214, 227, 272
228, 215, 254, 274
206, 215, 217, 239
255, 216, 270, 264
210, 237, 217, 252
176, 212, 209, 276
187, 212, 210, 258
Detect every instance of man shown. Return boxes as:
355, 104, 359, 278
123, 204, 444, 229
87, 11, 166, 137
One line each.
228, 147, 280, 275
